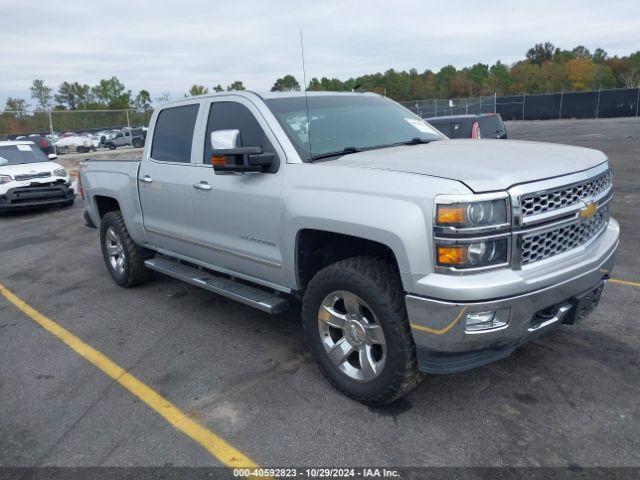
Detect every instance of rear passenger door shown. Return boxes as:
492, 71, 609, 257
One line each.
139, 103, 200, 254
189, 98, 287, 287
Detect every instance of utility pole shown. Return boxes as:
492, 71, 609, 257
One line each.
48, 111, 57, 155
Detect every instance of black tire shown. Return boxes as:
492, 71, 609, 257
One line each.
76, 146, 86, 153
132, 139, 143, 148
302, 256, 422, 405
108, 144, 116, 150
100, 211, 154, 287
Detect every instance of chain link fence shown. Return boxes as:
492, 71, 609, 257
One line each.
402, 87, 640, 121
0, 109, 153, 153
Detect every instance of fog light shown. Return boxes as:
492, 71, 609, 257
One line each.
465, 308, 510, 332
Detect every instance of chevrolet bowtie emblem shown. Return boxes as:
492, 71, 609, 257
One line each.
579, 201, 597, 220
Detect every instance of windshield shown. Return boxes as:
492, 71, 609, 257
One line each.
0, 143, 48, 166
264, 95, 444, 161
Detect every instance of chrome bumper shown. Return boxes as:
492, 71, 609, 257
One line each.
406, 222, 619, 373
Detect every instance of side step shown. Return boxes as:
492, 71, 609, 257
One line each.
144, 257, 289, 314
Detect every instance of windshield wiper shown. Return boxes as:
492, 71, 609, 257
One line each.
309, 146, 360, 162
401, 137, 434, 145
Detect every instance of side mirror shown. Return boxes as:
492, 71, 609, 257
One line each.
209, 129, 274, 174
48, 153, 58, 160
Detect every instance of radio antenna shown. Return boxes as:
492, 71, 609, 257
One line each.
299, 30, 312, 161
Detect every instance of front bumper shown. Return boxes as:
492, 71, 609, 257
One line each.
406, 223, 619, 374
0, 181, 75, 211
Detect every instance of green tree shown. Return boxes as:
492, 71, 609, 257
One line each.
572, 45, 591, 59
592, 48, 608, 63
213, 84, 224, 92
5, 97, 29, 112
484, 61, 511, 94
436, 65, 457, 97
30, 79, 52, 111
226, 81, 245, 91
92, 77, 131, 108
271, 75, 301, 92
186, 85, 208, 97
526, 42, 555, 65
134, 90, 152, 110
55, 81, 92, 110
468, 63, 489, 95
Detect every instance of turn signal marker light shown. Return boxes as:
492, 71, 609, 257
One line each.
437, 205, 465, 225
211, 155, 226, 166
437, 246, 467, 265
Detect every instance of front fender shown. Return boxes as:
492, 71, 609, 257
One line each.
283, 189, 431, 292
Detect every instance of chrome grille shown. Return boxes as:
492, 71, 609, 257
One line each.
520, 170, 611, 218
14, 171, 51, 181
520, 205, 610, 265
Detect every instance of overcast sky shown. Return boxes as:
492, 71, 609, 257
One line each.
2, 0, 639, 107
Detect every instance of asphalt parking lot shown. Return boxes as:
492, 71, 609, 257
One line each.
1, 118, 639, 469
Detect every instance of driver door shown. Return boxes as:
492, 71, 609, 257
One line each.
189, 98, 287, 287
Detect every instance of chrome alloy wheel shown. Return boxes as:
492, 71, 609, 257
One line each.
317, 290, 387, 382
105, 226, 125, 275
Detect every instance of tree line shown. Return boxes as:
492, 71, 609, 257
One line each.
3, 42, 640, 116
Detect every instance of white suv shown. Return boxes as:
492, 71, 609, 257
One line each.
0, 141, 76, 211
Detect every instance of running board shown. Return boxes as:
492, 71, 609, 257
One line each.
144, 257, 289, 314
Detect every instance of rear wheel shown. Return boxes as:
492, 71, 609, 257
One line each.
100, 211, 153, 287
302, 256, 422, 405
132, 139, 143, 148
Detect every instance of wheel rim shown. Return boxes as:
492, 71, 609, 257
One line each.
105, 226, 125, 275
317, 290, 387, 382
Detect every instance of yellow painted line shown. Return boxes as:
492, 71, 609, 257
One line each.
410, 306, 468, 335
609, 278, 640, 288
0, 282, 260, 469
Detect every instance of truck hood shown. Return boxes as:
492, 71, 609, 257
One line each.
329, 139, 607, 192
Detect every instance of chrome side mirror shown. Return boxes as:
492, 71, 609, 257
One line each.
210, 129, 240, 150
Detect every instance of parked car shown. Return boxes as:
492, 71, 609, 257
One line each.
80, 91, 617, 405
97, 129, 121, 146
0, 141, 76, 211
104, 128, 146, 149
14, 134, 55, 154
425, 113, 508, 139
55, 133, 100, 153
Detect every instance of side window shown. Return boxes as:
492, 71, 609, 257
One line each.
204, 102, 277, 170
151, 104, 199, 163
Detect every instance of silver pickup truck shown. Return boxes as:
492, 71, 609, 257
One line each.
80, 91, 619, 405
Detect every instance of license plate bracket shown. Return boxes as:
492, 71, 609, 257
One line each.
563, 281, 605, 325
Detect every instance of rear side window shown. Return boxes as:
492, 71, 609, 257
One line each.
479, 115, 507, 138
204, 102, 276, 167
151, 104, 199, 163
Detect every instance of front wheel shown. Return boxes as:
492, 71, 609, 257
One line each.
100, 211, 153, 287
302, 256, 422, 405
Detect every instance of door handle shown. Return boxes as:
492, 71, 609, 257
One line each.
140, 175, 153, 183
193, 182, 212, 191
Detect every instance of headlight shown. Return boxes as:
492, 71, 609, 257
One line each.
436, 237, 509, 269
436, 199, 508, 228
53, 167, 67, 177
0, 174, 13, 184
